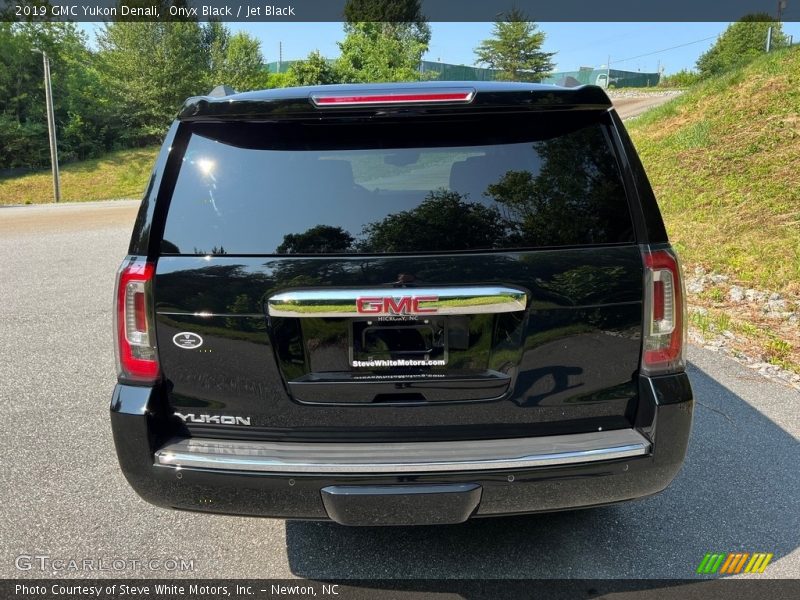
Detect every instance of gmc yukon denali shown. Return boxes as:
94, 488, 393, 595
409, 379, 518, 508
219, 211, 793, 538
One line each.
110, 82, 693, 526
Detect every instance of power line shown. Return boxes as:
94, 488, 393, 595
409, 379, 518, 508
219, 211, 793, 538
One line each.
609, 35, 719, 66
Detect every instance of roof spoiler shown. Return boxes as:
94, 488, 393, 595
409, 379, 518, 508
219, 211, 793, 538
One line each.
177, 84, 612, 121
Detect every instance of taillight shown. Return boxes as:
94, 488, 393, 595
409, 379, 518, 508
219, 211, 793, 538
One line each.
310, 88, 475, 107
114, 257, 159, 384
641, 246, 686, 375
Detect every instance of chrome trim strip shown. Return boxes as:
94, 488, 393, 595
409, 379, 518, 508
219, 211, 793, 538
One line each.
155, 429, 649, 474
267, 285, 528, 318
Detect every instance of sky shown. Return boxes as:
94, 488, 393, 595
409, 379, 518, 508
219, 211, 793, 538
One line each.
81, 21, 800, 75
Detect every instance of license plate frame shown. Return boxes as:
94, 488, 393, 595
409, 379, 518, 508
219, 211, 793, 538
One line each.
350, 316, 449, 369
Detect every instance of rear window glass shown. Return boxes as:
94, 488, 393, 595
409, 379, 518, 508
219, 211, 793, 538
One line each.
161, 116, 634, 255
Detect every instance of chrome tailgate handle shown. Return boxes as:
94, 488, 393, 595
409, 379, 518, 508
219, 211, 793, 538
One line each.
267, 286, 528, 318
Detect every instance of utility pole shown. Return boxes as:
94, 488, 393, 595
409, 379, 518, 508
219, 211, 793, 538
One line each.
777, 0, 787, 21
766, 26, 773, 52
33, 48, 60, 203
278, 41, 282, 73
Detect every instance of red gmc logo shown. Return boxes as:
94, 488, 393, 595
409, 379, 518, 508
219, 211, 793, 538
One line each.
356, 296, 439, 315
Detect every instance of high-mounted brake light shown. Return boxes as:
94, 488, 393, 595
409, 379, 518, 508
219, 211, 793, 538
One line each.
641, 247, 686, 375
310, 88, 476, 107
114, 258, 159, 384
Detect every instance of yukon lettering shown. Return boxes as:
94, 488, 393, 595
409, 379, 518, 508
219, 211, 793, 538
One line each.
174, 413, 251, 426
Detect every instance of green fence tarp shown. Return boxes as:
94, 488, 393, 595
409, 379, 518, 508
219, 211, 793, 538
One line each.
264, 61, 660, 88
540, 68, 660, 88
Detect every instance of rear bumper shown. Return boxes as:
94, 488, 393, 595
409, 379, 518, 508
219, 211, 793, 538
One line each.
154, 428, 651, 473
110, 373, 692, 525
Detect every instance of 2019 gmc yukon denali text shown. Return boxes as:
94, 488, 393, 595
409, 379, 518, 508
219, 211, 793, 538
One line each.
110, 82, 693, 526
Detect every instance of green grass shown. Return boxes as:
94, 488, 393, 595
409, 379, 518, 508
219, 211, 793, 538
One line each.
690, 305, 799, 373
765, 338, 793, 369
0, 146, 158, 205
702, 287, 726, 303
628, 47, 800, 294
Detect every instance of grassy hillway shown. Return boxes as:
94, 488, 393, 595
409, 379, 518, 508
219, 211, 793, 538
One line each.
0, 146, 156, 204
628, 47, 800, 377
628, 47, 800, 294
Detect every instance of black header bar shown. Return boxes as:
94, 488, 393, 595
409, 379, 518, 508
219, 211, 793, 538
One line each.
2, 0, 799, 23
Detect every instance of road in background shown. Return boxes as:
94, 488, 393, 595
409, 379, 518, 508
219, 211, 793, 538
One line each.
611, 93, 681, 119
0, 198, 139, 235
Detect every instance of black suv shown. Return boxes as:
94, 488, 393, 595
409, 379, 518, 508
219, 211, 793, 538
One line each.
111, 82, 692, 526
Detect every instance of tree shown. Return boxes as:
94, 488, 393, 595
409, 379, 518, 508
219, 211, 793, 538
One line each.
696, 14, 788, 78
658, 69, 702, 88
96, 19, 209, 144
0, 10, 273, 169
486, 126, 628, 247
337, 0, 431, 83
225, 293, 257, 330
208, 31, 270, 92
0, 21, 109, 167
277, 225, 355, 254
203, 20, 230, 82
343, 0, 427, 22
266, 72, 295, 89
288, 51, 341, 86
474, 8, 554, 82
360, 190, 508, 252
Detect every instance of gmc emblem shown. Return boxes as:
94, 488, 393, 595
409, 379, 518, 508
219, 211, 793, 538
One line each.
356, 295, 438, 315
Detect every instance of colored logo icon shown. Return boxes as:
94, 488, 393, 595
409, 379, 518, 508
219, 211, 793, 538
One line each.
696, 552, 773, 574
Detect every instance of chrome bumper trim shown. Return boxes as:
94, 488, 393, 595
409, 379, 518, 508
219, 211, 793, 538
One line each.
154, 429, 649, 474
267, 285, 528, 318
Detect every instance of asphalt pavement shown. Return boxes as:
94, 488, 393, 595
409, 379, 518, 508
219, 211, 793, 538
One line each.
0, 201, 797, 581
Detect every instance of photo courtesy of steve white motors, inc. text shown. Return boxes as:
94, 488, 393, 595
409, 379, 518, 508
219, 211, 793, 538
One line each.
14, 582, 342, 597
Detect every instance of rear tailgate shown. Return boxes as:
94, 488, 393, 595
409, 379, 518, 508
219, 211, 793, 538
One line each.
153, 104, 644, 442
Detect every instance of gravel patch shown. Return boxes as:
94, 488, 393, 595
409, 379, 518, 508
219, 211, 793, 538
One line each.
685, 265, 800, 391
